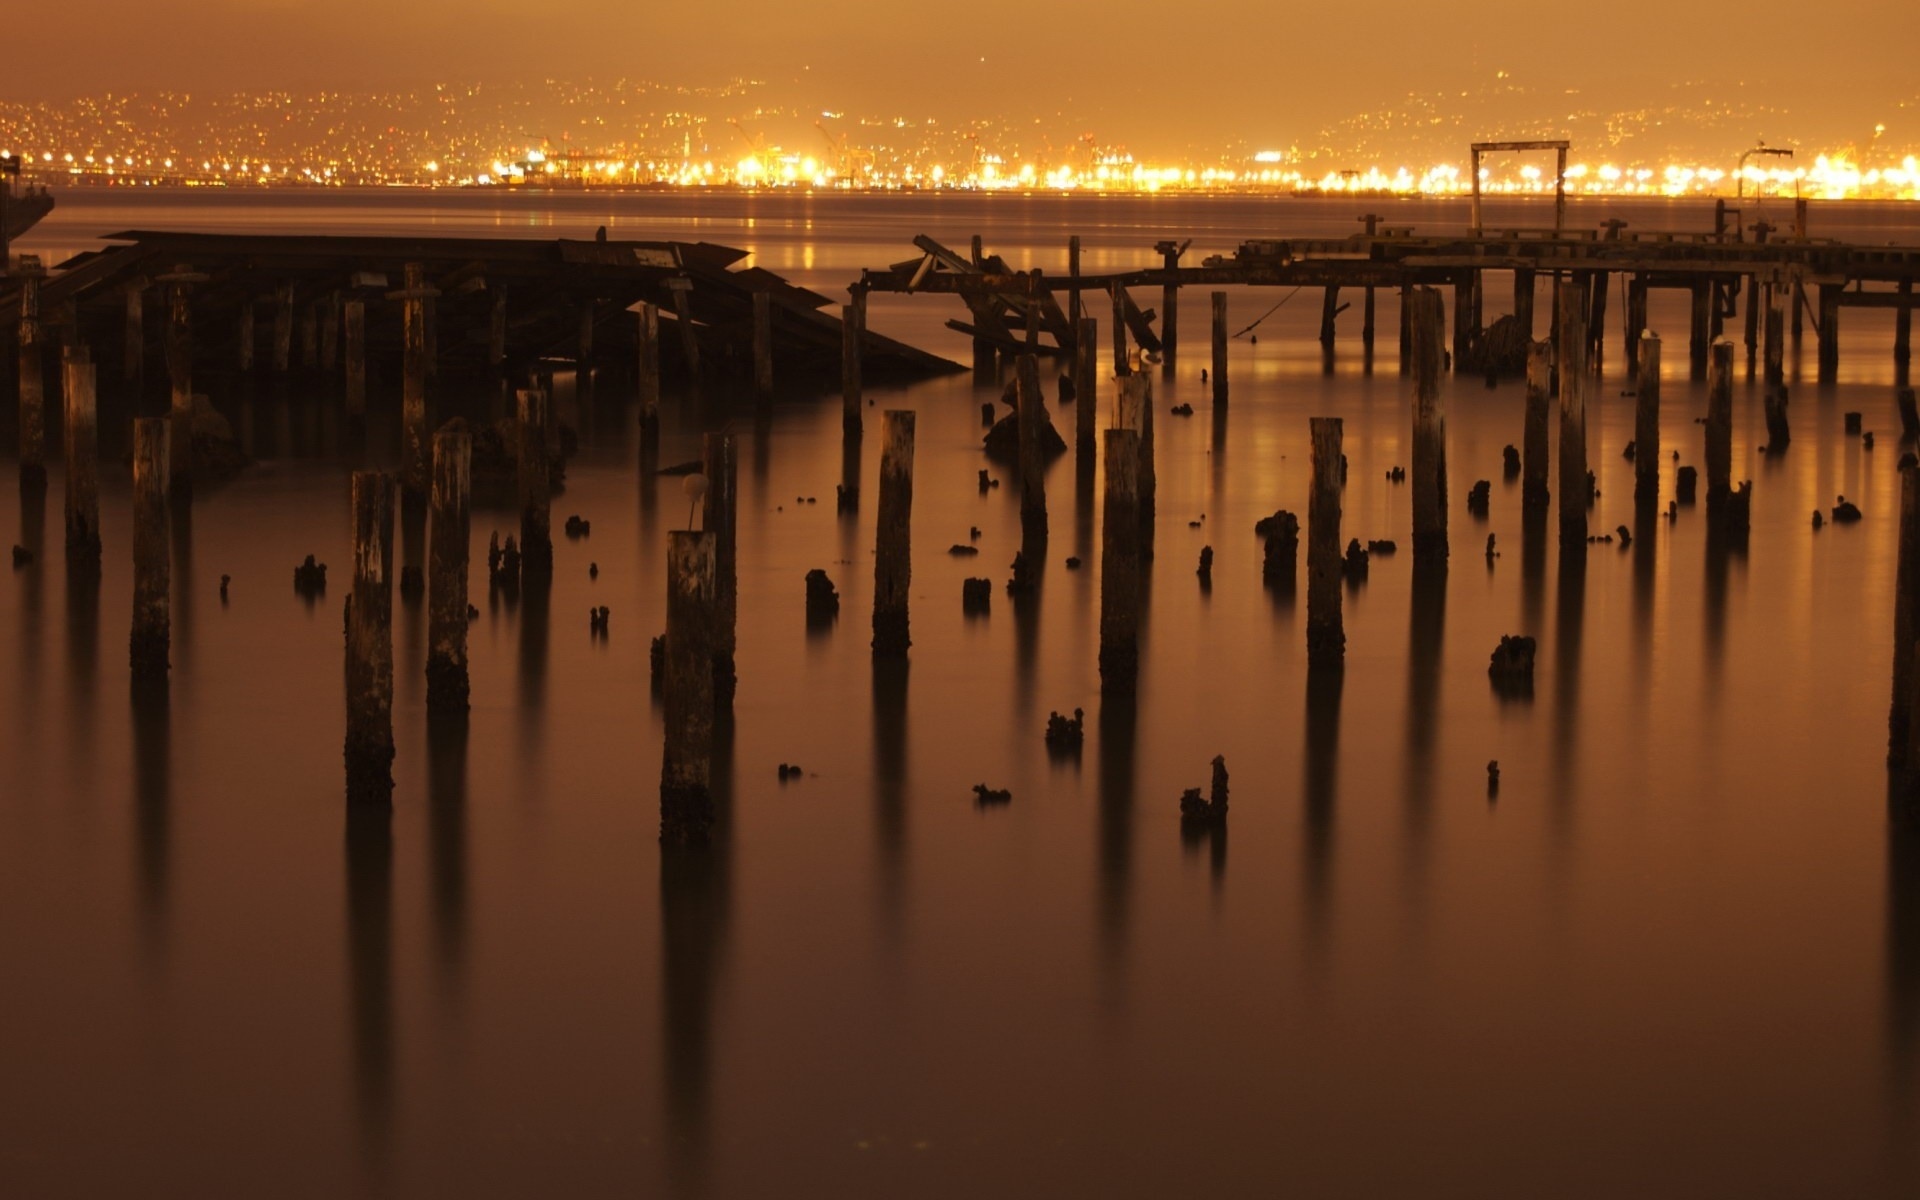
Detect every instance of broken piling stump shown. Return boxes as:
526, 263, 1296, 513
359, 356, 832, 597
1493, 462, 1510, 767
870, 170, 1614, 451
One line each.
661, 530, 718, 845
1258, 509, 1300, 589
872, 411, 915, 658
1706, 339, 1734, 517
130, 419, 171, 683
1099, 428, 1142, 695
1211, 292, 1229, 409
1015, 356, 1049, 557
517, 387, 552, 579
704, 429, 739, 706
1308, 418, 1345, 667
1558, 284, 1590, 548
805, 568, 840, 624
426, 423, 472, 716
1410, 286, 1449, 564
1523, 340, 1551, 509
1637, 332, 1662, 499
1488, 634, 1537, 698
62, 347, 100, 565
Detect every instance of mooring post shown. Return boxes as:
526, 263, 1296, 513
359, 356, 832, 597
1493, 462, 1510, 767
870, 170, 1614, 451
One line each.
1557, 284, 1590, 548
426, 424, 471, 716
346, 471, 396, 805
751, 290, 773, 400
1016, 355, 1049, 557
516, 387, 551, 578
237, 297, 254, 373
872, 411, 915, 658
130, 419, 171, 682
1706, 338, 1734, 515
1205, 293, 1228, 412
16, 271, 45, 486
1689, 281, 1711, 381
273, 281, 294, 374
1076, 317, 1097, 458
1636, 333, 1661, 500
397, 264, 437, 496
63, 346, 100, 564
842, 291, 864, 434
1307, 417, 1345, 669
1817, 284, 1840, 384
1099, 428, 1141, 696
1896, 279, 1913, 388
1116, 371, 1155, 560
161, 271, 201, 497
1523, 341, 1551, 509
344, 299, 366, 418
122, 281, 144, 385
661, 530, 717, 845
1515, 268, 1536, 343
1893, 462, 1920, 763
703, 429, 738, 707
636, 301, 661, 451
1410, 287, 1448, 565
1110, 285, 1130, 377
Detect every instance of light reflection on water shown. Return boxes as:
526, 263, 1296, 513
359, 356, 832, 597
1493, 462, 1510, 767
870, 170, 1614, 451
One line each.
1, 191, 1919, 1197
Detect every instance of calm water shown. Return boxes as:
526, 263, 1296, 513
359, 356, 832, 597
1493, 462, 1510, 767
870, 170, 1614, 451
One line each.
5, 190, 1920, 1198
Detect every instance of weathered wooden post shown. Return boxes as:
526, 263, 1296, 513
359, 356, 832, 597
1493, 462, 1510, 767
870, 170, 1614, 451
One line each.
1211, 292, 1229, 409
1116, 372, 1155, 560
122, 281, 144, 385
1397, 283, 1413, 376
1076, 317, 1097, 457
1897, 279, 1913, 388
1159, 239, 1181, 371
1016, 356, 1048, 556
300, 300, 318, 370
344, 299, 367, 418
1893, 462, 1920, 763
1523, 341, 1551, 509
1110, 285, 1130, 377
1558, 285, 1590, 548
130, 418, 170, 682
63, 347, 100, 564
396, 264, 437, 497
636, 301, 661, 451
488, 285, 508, 369
872, 411, 915, 658
1410, 287, 1448, 565
345, 471, 396, 805
576, 299, 595, 398
1321, 286, 1342, 368
16, 270, 45, 486
272, 281, 294, 374
1764, 278, 1786, 390
1515, 268, 1537, 342
1067, 235, 1082, 335
1307, 418, 1345, 668
426, 424, 471, 716
661, 530, 717, 845
159, 268, 205, 497
1099, 428, 1141, 695
1636, 333, 1662, 500
1706, 338, 1734, 514
516, 387, 552, 578
320, 292, 340, 372
752, 290, 774, 399
842, 291, 864, 434
1689, 281, 1711, 381
1817, 285, 1840, 384
1625, 275, 1648, 377
1586, 271, 1610, 374
703, 429, 738, 706
1450, 280, 1472, 367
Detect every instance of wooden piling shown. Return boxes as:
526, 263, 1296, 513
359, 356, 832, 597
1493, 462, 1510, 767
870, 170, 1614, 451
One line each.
1110, 286, 1130, 377
122, 282, 143, 384
1626, 275, 1648, 378
131, 419, 171, 682
1817, 284, 1840, 383
1515, 269, 1536, 342
1099, 428, 1141, 696
752, 290, 774, 399
872, 411, 915, 658
1636, 333, 1661, 500
1016, 356, 1048, 556
1410, 287, 1448, 565
1586, 271, 1610, 374
1116, 372, 1155, 560
1398, 283, 1413, 376
426, 424, 472, 716
637, 302, 661, 450
489, 286, 508, 368
1893, 463, 1920, 762
16, 273, 44, 485
842, 292, 864, 433
344, 300, 367, 417
1764, 279, 1786, 391
345, 471, 396, 805
63, 347, 100, 563
1523, 341, 1551, 509
1067, 235, 1082, 336
1320, 287, 1340, 357
300, 301, 318, 370
1160, 242, 1180, 368
1211, 292, 1229, 409
661, 530, 717, 845
1557, 285, 1590, 548
1706, 339, 1734, 512
401, 264, 432, 496
273, 282, 294, 374
237, 298, 254, 372
1451, 281, 1472, 367
1307, 417, 1345, 669
517, 387, 552, 578
321, 292, 340, 372
703, 429, 738, 706
1898, 280, 1913, 388
165, 282, 193, 496
1690, 281, 1711, 381
1076, 318, 1097, 457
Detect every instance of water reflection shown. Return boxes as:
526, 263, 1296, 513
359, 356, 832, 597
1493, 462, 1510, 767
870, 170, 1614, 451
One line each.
1552, 545, 1587, 834
1403, 561, 1446, 906
1631, 493, 1659, 687
131, 689, 171, 955
17, 479, 46, 703
1520, 503, 1548, 633
872, 660, 909, 940
427, 717, 469, 996
345, 802, 394, 1177
1302, 665, 1344, 966
1096, 692, 1138, 1003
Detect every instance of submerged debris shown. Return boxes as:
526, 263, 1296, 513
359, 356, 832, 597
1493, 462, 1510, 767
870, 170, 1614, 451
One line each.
1467, 480, 1491, 514
1366, 539, 1397, 555
1179, 756, 1230, 825
1045, 708, 1085, 752
1488, 635, 1537, 698
1169, 403, 1194, 417
778, 762, 804, 781
1832, 496, 1863, 524
1342, 538, 1370, 582
1487, 760, 1501, 798
293, 554, 327, 596
948, 543, 980, 556
1502, 445, 1521, 477
589, 606, 610, 636
564, 514, 592, 538
1259, 510, 1300, 586
1385, 465, 1406, 483
962, 577, 992, 614
972, 783, 1012, 807
978, 469, 999, 493
1197, 545, 1213, 587
11, 544, 34, 568
805, 569, 840, 623
400, 565, 424, 602
1675, 466, 1698, 504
